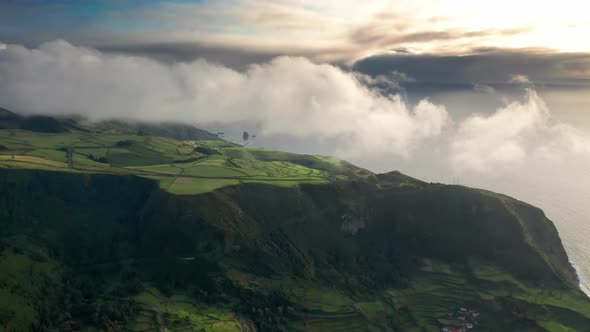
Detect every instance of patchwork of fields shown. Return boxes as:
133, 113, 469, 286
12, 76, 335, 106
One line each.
0, 130, 367, 195
223, 258, 590, 331
129, 286, 242, 332
2, 126, 588, 331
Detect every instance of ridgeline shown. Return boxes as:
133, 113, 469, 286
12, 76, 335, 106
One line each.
0, 110, 589, 331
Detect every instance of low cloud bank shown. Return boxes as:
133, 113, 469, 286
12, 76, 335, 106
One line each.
451, 89, 590, 172
0, 40, 589, 172
0, 40, 447, 158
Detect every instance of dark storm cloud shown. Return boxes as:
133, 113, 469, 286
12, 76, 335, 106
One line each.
353, 51, 590, 88
97, 42, 284, 69
97, 42, 590, 92
95, 41, 363, 69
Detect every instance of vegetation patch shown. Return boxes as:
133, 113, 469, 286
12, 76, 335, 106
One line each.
0, 129, 368, 194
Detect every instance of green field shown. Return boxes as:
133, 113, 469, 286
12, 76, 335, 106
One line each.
0, 129, 368, 195
382, 259, 590, 331
128, 286, 242, 332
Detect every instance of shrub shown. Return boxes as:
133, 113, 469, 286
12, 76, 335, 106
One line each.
115, 140, 133, 147
194, 146, 219, 155
88, 154, 109, 164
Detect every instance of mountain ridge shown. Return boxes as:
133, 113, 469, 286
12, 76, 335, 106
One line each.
0, 111, 588, 331
0, 106, 221, 141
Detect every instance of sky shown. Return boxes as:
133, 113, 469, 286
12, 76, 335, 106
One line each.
1, 0, 590, 291
0, 0, 589, 160
3, 0, 590, 63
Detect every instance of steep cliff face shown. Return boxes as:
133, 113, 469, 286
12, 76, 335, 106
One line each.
2, 168, 577, 289
502, 197, 579, 286
0, 169, 587, 331
374, 171, 578, 287
188, 173, 579, 289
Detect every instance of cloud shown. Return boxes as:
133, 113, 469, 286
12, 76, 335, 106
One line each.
3, 0, 590, 64
510, 74, 532, 84
1, 40, 588, 170
354, 70, 415, 94
451, 89, 546, 171
98, 42, 282, 69
472, 83, 496, 94
0, 40, 448, 158
354, 52, 590, 87
450, 89, 590, 172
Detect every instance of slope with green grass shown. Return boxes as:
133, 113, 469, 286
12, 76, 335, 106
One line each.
0, 129, 368, 195
0, 118, 589, 331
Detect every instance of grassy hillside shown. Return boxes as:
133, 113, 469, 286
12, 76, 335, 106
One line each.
0, 129, 369, 195
0, 121, 589, 331
84, 119, 222, 141
0, 107, 221, 141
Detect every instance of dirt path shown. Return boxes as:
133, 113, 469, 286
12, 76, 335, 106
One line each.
303, 312, 360, 318
134, 300, 166, 332
238, 317, 256, 332
152, 305, 166, 332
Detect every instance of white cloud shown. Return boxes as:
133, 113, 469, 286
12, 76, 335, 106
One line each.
450, 88, 590, 172
1, 40, 588, 170
0, 40, 447, 158
92, 0, 590, 62
510, 74, 532, 84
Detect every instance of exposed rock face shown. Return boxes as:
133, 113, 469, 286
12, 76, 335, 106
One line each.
341, 214, 366, 235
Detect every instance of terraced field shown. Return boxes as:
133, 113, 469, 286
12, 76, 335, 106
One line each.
224, 273, 396, 331
383, 259, 590, 331
388, 271, 477, 330
293, 314, 368, 332
0, 130, 369, 195
128, 287, 242, 332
